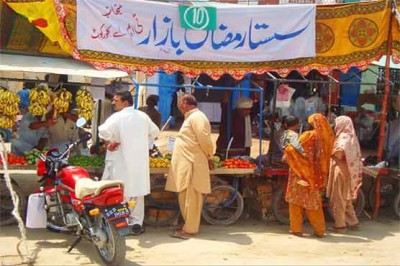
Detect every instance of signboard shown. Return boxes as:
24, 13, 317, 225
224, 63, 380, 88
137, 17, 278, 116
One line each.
179, 6, 217, 31
77, 0, 316, 62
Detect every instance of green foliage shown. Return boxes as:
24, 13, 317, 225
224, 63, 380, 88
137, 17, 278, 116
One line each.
69, 155, 105, 167
24, 148, 48, 165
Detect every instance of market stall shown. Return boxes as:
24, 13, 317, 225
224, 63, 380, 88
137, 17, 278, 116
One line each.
2, 0, 400, 227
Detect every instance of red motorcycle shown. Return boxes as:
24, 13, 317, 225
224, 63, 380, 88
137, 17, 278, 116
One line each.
33, 130, 133, 266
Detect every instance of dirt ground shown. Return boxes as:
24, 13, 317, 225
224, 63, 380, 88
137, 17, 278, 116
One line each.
1, 211, 399, 266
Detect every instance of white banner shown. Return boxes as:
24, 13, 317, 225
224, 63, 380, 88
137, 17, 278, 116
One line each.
77, 0, 316, 62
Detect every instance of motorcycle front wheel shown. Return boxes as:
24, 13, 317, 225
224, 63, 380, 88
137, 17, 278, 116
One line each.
94, 214, 126, 266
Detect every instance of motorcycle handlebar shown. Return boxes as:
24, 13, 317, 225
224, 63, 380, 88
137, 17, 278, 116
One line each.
58, 133, 92, 160
80, 133, 92, 143
71, 132, 92, 146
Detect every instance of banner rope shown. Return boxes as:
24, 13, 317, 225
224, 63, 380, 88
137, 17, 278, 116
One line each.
0, 137, 36, 264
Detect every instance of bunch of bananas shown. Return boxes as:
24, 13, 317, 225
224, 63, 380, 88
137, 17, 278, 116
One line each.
28, 86, 51, 116
0, 115, 14, 129
149, 158, 171, 168
28, 103, 48, 116
52, 88, 72, 114
75, 87, 93, 121
0, 90, 20, 116
0, 88, 20, 129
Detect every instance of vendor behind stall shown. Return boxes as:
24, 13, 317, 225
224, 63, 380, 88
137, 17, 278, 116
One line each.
138, 94, 162, 129
46, 106, 80, 154
256, 113, 286, 168
216, 94, 253, 157
11, 112, 56, 156
354, 107, 374, 146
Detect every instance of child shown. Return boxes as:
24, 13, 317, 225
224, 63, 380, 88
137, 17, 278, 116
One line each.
281, 115, 309, 187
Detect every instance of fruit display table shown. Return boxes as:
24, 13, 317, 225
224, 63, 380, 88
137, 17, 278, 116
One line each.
0, 165, 37, 174
150, 167, 255, 175
0, 165, 255, 176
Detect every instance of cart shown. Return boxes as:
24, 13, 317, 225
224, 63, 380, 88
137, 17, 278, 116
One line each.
145, 167, 254, 227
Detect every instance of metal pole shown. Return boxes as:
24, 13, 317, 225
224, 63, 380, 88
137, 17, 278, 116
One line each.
266, 72, 278, 167
95, 99, 102, 148
130, 74, 139, 109
377, 1, 395, 162
258, 87, 264, 172
327, 73, 339, 121
250, 80, 264, 171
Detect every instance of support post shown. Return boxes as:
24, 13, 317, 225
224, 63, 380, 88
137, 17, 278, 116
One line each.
377, 0, 395, 161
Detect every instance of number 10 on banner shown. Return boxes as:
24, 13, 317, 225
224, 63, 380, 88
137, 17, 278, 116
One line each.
179, 6, 217, 31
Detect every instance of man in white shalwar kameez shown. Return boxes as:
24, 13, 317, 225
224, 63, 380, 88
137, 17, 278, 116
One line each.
98, 91, 159, 235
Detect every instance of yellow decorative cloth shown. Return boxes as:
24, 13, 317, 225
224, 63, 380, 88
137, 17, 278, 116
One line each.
5, 0, 73, 54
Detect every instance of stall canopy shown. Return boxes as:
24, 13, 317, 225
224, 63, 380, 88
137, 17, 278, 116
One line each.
0, 53, 129, 79
2, 0, 399, 161
3, 0, 400, 80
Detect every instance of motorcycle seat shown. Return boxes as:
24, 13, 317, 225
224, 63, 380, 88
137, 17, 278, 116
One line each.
75, 178, 125, 199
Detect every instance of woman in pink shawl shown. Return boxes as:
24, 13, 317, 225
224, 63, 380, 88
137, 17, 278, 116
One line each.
327, 116, 363, 233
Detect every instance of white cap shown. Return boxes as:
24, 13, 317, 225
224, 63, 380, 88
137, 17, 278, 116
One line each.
236, 97, 253, 109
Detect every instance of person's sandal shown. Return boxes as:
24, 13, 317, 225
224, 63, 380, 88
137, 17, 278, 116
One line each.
313, 232, 324, 238
170, 230, 196, 240
347, 223, 360, 231
290, 231, 303, 237
329, 226, 347, 234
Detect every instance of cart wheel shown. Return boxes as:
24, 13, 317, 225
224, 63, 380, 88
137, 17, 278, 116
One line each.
327, 189, 365, 219
272, 188, 290, 225
367, 184, 392, 210
354, 189, 365, 217
393, 192, 400, 219
144, 184, 180, 227
366, 186, 374, 209
202, 185, 244, 225
0, 178, 26, 226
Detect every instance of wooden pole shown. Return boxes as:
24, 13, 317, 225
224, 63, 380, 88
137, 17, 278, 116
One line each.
377, 1, 394, 162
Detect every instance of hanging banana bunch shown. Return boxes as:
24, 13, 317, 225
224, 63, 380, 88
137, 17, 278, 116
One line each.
52, 88, 72, 115
75, 87, 94, 121
0, 89, 20, 116
28, 84, 51, 116
28, 102, 48, 116
0, 115, 15, 129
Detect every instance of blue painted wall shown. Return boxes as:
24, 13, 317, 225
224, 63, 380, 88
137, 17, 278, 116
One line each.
340, 67, 361, 107
158, 72, 177, 124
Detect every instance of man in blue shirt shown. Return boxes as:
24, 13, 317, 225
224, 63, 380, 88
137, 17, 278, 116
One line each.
11, 113, 56, 156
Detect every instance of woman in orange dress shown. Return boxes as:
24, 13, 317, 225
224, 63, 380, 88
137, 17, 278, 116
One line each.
284, 113, 334, 237
327, 116, 362, 233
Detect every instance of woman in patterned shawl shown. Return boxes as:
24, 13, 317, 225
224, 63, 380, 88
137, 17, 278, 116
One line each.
284, 113, 334, 237
327, 116, 362, 233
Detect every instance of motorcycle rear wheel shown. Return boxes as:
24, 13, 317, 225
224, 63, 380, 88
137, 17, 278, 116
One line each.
0, 178, 26, 226
95, 214, 126, 266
